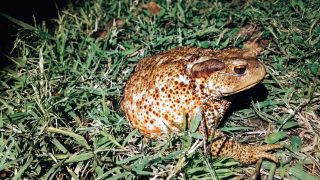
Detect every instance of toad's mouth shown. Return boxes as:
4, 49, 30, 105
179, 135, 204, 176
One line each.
221, 81, 262, 96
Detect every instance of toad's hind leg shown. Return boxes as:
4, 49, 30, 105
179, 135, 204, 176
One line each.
210, 133, 283, 164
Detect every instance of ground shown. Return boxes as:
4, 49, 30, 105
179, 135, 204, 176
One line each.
0, 0, 319, 179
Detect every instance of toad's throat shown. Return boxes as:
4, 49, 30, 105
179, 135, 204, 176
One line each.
220, 81, 262, 96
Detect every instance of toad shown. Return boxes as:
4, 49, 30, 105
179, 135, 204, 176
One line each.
121, 41, 282, 164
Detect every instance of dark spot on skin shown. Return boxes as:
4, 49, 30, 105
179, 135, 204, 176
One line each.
164, 114, 168, 120
149, 82, 155, 88
150, 120, 154, 124
188, 54, 200, 62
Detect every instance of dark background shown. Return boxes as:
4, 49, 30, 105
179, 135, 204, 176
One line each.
0, 0, 76, 67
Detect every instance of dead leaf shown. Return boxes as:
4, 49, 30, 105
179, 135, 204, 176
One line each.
143, 2, 161, 16
243, 40, 263, 57
91, 18, 124, 39
90, 29, 108, 39
259, 39, 271, 48
236, 22, 260, 40
106, 18, 125, 29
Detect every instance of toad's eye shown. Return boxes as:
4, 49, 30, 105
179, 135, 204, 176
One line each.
234, 65, 247, 75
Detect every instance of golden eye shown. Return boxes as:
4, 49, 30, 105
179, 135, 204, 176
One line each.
234, 65, 246, 75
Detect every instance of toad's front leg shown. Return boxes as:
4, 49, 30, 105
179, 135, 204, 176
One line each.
200, 99, 230, 154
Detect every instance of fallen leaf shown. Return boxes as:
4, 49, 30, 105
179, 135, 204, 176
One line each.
259, 39, 271, 48
143, 2, 161, 16
91, 18, 124, 39
243, 40, 263, 57
106, 18, 125, 28
90, 29, 108, 39
236, 22, 260, 40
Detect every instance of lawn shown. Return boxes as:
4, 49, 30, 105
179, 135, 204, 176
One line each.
0, 0, 319, 179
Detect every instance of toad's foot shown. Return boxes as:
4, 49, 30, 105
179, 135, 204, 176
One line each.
210, 136, 283, 164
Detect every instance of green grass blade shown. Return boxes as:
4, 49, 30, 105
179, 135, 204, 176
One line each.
0, 12, 36, 30
12, 157, 33, 180
47, 127, 90, 149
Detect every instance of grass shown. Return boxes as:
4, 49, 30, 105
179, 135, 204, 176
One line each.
0, 0, 319, 179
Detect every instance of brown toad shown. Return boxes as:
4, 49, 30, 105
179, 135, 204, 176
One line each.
121, 41, 282, 164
